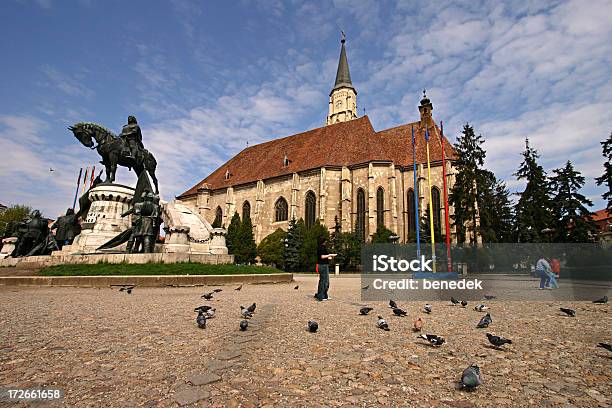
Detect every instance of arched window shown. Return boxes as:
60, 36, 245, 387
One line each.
242, 201, 251, 221
214, 206, 223, 227
432, 187, 441, 235
356, 188, 366, 240
305, 191, 316, 228
376, 187, 385, 227
407, 189, 416, 236
275, 197, 288, 222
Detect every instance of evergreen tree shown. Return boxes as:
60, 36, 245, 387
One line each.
329, 216, 345, 266
419, 207, 442, 244
257, 228, 287, 267
302, 219, 329, 271
371, 224, 396, 243
283, 217, 305, 271
237, 214, 257, 263
595, 131, 612, 213
225, 212, 241, 256
449, 123, 487, 244
513, 138, 553, 243
478, 171, 514, 242
329, 216, 362, 271
549, 160, 597, 242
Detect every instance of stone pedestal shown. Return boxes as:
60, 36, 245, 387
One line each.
69, 184, 135, 253
163, 226, 191, 254
0, 237, 17, 259
209, 228, 228, 255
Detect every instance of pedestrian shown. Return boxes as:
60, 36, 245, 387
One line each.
315, 236, 336, 301
535, 256, 552, 290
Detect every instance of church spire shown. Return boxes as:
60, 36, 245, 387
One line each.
327, 32, 358, 125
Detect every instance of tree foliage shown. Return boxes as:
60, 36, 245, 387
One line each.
329, 216, 362, 271
257, 228, 286, 267
477, 171, 514, 243
371, 224, 396, 243
595, 131, 612, 214
0, 205, 32, 237
225, 212, 241, 255
283, 217, 305, 271
225, 212, 256, 264
302, 219, 330, 271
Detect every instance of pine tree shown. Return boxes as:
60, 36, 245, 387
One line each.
595, 131, 612, 214
329, 216, 345, 266
514, 138, 553, 243
225, 212, 241, 256
371, 224, 396, 243
449, 123, 487, 244
238, 214, 257, 263
478, 171, 514, 242
283, 217, 305, 271
549, 160, 597, 242
419, 207, 442, 244
257, 228, 287, 268
302, 219, 329, 271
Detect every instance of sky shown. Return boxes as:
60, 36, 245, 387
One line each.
1, 0, 610, 218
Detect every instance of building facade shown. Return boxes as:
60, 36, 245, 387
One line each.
178, 38, 457, 244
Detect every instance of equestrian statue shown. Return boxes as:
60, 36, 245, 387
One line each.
69, 116, 159, 193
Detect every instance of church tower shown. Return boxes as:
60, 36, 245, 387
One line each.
326, 33, 357, 125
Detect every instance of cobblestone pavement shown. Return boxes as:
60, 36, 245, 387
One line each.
0, 276, 610, 407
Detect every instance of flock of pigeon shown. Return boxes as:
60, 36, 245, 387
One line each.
175, 284, 610, 392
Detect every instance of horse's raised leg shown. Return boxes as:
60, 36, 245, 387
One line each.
150, 171, 159, 194
105, 164, 112, 183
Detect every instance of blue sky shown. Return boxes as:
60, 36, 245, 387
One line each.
1, 0, 610, 218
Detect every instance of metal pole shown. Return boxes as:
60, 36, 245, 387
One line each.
440, 122, 452, 271
425, 126, 437, 272
72, 168, 83, 210
411, 125, 421, 259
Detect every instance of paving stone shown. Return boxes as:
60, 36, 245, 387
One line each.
187, 372, 221, 386
173, 387, 210, 406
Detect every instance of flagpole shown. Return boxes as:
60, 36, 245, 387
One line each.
440, 122, 452, 272
411, 125, 421, 260
80, 166, 89, 197
72, 168, 83, 210
425, 126, 437, 272
89, 165, 96, 188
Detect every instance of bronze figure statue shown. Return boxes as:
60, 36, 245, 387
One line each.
121, 191, 160, 253
50, 208, 81, 249
69, 117, 159, 193
11, 211, 58, 257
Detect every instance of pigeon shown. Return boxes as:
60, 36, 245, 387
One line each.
593, 296, 608, 304
239, 320, 249, 331
362, 284, 370, 290
213, 288, 223, 293
597, 342, 612, 352
308, 320, 318, 333
205, 308, 216, 319
294, 285, 299, 290
235, 284, 243, 291
413, 317, 423, 332
560, 308, 575, 317
240, 306, 253, 318
418, 334, 445, 346
389, 300, 398, 309
196, 311, 206, 329
423, 304, 432, 314
477, 313, 492, 328
461, 300, 468, 307
392, 307, 407, 317
119, 285, 135, 294
461, 364, 483, 390
451, 297, 460, 305
194, 305, 213, 313
483, 295, 496, 300
377, 316, 390, 331
201, 292, 214, 300
487, 333, 512, 348
246, 303, 256, 314
474, 304, 490, 312
359, 307, 374, 315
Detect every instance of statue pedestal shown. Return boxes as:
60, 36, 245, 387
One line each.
0, 237, 17, 259
68, 184, 135, 253
209, 228, 228, 255
163, 226, 191, 253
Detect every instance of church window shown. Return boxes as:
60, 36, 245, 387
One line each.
432, 187, 442, 236
356, 188, 366, 240
407, 189, 416, 235
376, 187, 385, 227
305, 191, 316, 228
214, 206, 223, 227
242, 201, 251, 220
275, 197, 288, 222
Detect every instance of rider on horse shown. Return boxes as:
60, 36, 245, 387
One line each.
120, 115, 144, 161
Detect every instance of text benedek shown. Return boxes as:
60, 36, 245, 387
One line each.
371, 278, 483, 290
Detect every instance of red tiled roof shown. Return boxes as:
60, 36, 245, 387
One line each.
178, 116, 456, 197
592, 209, 612, 222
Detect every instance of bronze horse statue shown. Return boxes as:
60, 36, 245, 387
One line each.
70, 122, 159, 193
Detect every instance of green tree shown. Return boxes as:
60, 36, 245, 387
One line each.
0, 205, 31, 237
237, 214, 257, 264
595, 131, 612, 214
302, 219, 330, 271
549, 160, 597, 242
419, 207, 442, 244
371, 224, 396, 243
514, 138, 553, 242
478, 171, 514, 243
329, 216, 362, 271
257, 228, 287, 267
225, 212, 241, 256
284, 217, 305, 271
449, 123, 487, 244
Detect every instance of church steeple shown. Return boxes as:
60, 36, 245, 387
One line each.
326, 32, 358, 125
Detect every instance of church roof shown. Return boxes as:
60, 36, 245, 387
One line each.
331, 38, 355, 95
178, 116, 456, 198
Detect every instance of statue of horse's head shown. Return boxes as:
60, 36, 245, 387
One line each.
69, 123, 94, 148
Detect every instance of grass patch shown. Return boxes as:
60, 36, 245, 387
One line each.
40, 263, 284, 276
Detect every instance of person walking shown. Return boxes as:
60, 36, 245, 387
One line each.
535, 257, 552, 290
315, 236, 336, 301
